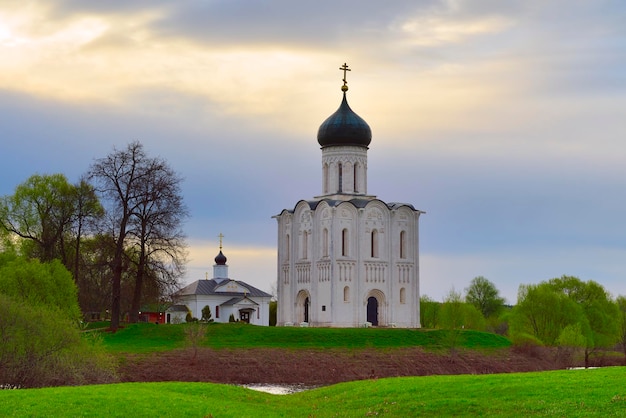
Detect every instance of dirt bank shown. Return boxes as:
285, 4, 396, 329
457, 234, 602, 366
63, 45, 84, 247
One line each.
116, 347, 621, 386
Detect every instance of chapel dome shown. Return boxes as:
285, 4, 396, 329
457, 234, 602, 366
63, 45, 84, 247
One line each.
214, 250, 227, 265
317, 92, 372, 148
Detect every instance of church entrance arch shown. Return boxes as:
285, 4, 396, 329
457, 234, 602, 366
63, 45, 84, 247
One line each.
367, 297, 378, 325
364, 289, 386, 326
296, 290, 311, 324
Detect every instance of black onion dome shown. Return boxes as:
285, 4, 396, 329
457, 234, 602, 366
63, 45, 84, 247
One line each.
214, 250, 227, 265
317, 93, 372, 148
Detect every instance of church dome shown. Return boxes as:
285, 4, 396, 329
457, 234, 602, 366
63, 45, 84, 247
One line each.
214, 250, 227, 265
317, 92, 372, 148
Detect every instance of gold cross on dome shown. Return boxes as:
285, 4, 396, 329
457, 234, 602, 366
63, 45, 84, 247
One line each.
339, 63, 351, 88
218, 233, 224, 250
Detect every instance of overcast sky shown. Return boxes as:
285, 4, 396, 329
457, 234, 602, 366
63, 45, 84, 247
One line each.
1, 0, 625, 303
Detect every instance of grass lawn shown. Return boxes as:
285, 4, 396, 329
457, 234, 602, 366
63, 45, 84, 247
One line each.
100, 322, 511, 353
2, 367, 626, 417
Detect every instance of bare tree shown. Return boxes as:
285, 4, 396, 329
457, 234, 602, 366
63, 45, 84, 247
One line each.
89, 141, 187, 330
127, 156, 188, 323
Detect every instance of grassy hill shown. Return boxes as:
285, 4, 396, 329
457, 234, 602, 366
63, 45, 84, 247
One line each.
2, 367, 626, 417
100, 322, 511, 353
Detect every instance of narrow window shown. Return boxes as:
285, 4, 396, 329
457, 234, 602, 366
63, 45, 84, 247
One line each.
302, 231, 308, 259
342, 228, 349, 257
354, 163, 358, 193
323, 163, 329, 194
323, 228, 329, 257
286, 234, 290, 260
215, 306, 220, 319
371, 229, 379, 258
338, 163, 343, 193
343, 286, 350, 302
400, 230, 407, 259
400, 287, 406, 304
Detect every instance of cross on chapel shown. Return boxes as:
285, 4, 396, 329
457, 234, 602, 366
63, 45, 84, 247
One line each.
339, 63, 351, 91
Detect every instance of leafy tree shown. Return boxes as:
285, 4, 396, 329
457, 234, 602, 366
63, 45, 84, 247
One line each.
547, 276, 620, 367
461, 303, 486, 331
419, 295, 440, 329
0, 174, 75, 262
616, 295, 626, 364
439, 289, 464, 353
201, 305, 214, 322
465, 276, 505, 319
556, 323, 588, 367
440, 289, 464, 329
509, 282, 589, 346
89, 141, 188, 330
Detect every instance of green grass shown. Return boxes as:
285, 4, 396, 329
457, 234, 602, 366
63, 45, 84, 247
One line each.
100, 322, 511, 353
2, 367, 626, 417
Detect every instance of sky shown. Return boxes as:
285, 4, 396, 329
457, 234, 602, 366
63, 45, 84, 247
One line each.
1, 0, 625, 304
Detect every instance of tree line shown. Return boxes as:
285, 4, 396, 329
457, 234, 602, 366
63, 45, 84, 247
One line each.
0, 141, 188, 331
422, 276, 626, 366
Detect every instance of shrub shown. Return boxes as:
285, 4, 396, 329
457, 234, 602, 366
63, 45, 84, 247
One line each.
0, 294, 117, 387
184, 322, 207, 360
0, 255, 81, 320
510, 332, 546, 359
185, 312, 198, 322
228, 313, 236, 323
201, 305, 214, 323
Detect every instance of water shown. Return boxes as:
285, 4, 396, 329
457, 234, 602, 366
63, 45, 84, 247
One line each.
242, 384, 317, 395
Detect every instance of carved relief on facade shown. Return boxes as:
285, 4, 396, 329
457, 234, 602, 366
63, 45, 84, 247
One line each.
300, 210, 311, 224
396, 262, 413, 284
295, 261, 311, 284
364, 261, 387, 283
337, 260, 355, 282
317, 260, 331, 282
366, 206, 384, 221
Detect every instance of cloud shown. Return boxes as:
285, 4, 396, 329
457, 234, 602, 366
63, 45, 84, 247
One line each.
1, 0, 626, 304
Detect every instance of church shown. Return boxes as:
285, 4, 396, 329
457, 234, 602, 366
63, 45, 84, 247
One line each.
274, 64, 424, 328
172, 239, 272, 325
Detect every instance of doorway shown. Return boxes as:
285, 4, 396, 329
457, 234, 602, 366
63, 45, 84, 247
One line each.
303, 297, 310, 323
367, 296, 378, 326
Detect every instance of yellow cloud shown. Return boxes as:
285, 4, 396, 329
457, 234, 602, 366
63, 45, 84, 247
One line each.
395, 15, 513, 46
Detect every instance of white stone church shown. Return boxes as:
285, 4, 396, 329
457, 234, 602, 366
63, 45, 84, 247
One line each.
172, 244, 272, 325
274, 65, 424, 328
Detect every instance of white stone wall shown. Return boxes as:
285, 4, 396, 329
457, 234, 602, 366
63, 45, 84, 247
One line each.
177, 294, 271, 326
276, 198, 421, 328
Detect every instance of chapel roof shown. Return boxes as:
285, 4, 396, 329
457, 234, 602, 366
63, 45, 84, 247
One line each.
214, 250, 227, 265
176, 278, 272, 298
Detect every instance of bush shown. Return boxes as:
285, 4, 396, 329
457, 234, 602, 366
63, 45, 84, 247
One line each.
0, 294, 117, 387
510, 332, 546, 359
0, 255, 81, 320
201, 305, 214, 323
228, 313, 236, 323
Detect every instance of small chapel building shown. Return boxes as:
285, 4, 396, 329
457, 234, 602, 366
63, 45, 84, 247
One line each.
172, 243, 272, 325
274, 64, 424, 328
